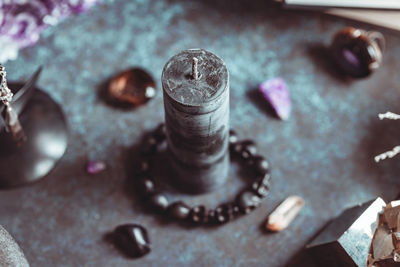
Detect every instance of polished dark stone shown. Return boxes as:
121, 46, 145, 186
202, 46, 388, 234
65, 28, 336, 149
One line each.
108, 68, 156, 106
189, 205, 207, 224
228, 130, 239, 146
148, 192, 169, 212
113, 224, 151, 258
141, 136, 158, 156
248, 155, 270, 175
135, 159, 151, 175
251, 180, 270, 198
237, 191, 261, 214
138, 178, 155, 195
214, 205, 229, 224
167, 201, 191, 220
153, 124, 166, 142
240, 140, 257, 160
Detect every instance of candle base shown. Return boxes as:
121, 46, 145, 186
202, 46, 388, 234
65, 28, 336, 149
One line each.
168, 150, 229, 194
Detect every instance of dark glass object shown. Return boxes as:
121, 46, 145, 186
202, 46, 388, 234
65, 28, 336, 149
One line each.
331, 27, 384, 78
108, 68, 156, 106
113, 224, 151, 258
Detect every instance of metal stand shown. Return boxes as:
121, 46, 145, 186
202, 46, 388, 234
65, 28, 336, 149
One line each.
0, 69, 68, 188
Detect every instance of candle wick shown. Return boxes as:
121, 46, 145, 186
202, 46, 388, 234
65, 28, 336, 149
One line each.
192, 57, 199, 80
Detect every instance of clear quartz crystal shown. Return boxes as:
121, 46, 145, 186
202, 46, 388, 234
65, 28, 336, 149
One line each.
265, 195, 304, 232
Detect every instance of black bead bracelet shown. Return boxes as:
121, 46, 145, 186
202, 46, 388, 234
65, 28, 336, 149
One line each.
135, 124, 271, 226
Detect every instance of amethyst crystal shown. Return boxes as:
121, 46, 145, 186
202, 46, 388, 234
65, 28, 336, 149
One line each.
258, 77, 291, 120
0, 0, 101, 62
86, 160, 106, 174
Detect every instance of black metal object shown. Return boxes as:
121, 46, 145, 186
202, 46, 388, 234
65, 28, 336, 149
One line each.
0, 69, 68, 188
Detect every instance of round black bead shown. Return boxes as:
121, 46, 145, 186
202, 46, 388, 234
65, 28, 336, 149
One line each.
138, 178, 155, 195
189, 205, 207, 224
237, 191, 261, 214
249, 155, 269, 175
154, 123, 166, 142
231, 142, 243, 156
259, 173, 271, 186
148, 192, 169, 212
113, 224, 151, 258
251, 180, 270, 198
241, 140, 257, 160
229, 130, 239, 146
207, 209, 216, 224
136, 159, 151, 175
214, 205, 229, 224
141, 136, 158, 155
167, 201, 191, 220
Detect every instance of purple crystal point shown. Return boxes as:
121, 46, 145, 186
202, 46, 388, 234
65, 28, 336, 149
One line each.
258, 77, 291, 120
86, 160, 106, 174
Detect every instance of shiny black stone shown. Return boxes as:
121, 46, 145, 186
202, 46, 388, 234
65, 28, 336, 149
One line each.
259, 173, 271, 185
214, 205, 229, 224
148, 192, 169, 212
113, 224, 151, 258
189, 205, 207, 224
240, 140, 257, 160
237, 191, 261, 214
219, 203, 240, 221
229, 130, 238, 146
167, 201, 191, 220
141, 136, 158, 155
138, 178, 155, 195
251, 180, 270, 198
136, 159, 151, 175
153, 124, 166, 142
207, 209, 216, 224
248, 155, 269, 175
231, 142, 243, 156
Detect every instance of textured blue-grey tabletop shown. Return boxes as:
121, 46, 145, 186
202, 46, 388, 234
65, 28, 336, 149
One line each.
2, 0, 400, 266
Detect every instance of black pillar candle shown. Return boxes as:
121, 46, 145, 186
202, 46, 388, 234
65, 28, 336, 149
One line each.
162, 49, 229, 193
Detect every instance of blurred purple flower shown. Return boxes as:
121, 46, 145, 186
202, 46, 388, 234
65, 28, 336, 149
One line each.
0, 0, 101, 62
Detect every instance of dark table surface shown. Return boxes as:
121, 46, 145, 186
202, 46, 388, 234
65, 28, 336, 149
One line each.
2, 0, 400, 266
